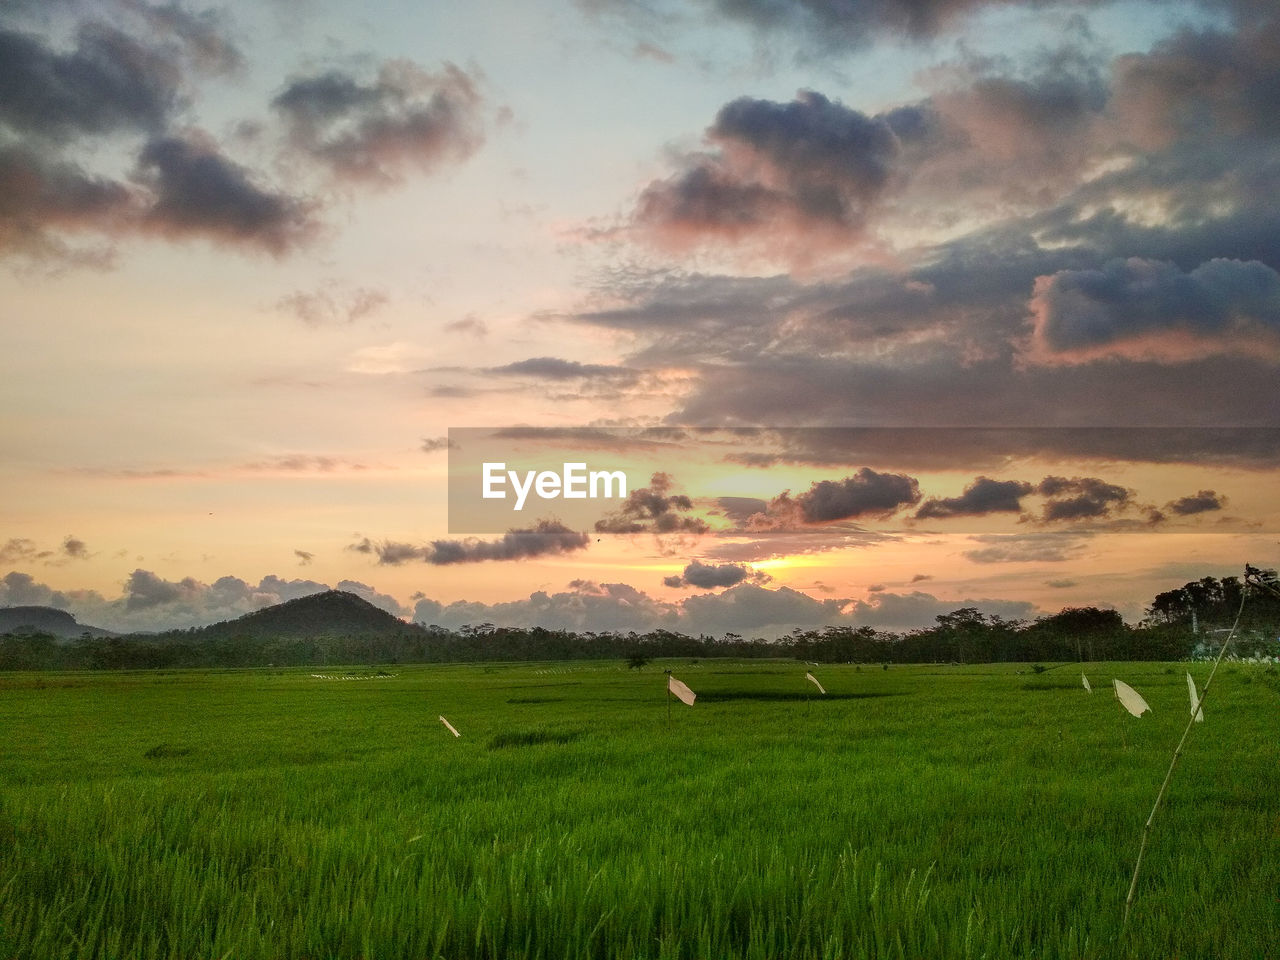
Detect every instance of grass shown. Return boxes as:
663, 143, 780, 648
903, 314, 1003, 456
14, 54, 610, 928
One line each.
0, 660, 1276, 959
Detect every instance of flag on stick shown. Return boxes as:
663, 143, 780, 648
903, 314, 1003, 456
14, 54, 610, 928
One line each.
1082, 673, 1092, 693
1113, 679, 1150, 717
1187, 672, 1204, 722
438, 715, 461, 737
668, 675, 696, 706
805, 672, 826, 694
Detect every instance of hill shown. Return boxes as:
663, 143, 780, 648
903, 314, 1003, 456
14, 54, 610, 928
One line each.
0, 605, 115, 638
191, 590, 422, 641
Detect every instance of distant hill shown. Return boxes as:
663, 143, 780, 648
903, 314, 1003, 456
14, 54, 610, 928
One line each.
0, 606, 115, 638
191, 590, 422, 641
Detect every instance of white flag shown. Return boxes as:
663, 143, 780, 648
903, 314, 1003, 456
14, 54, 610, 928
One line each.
1082, 673, 1092, 693
1113, 679, 1150, 717
1187, 673, 1204, 723
805, 672, 826, 694
438, 715, 461, 737
668, 675, 696, 706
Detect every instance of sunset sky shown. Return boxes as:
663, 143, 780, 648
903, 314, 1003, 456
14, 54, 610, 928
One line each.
2, 0, 1278, 635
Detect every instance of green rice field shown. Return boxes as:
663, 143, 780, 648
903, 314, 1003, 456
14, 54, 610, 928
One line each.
1, 660, 1276, 959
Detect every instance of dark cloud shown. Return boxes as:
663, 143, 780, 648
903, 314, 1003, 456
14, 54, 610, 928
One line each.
706, 426, 1280, 472
273, 61, 484, 185
351, 520, 591, 566
767, 468, 920, 525
586, 0, 1096, 51
1045, 578, 1077, 588
631, 91, 933, 261
124, 567, 202, 610
669, 352, 1280, 431
713, 496, 770, 522
910, 573, 933, 582
1035, 475, 1131, 522
136, 133, 315, 253
914, 476, 1032, 519
489, 357, 638, 381
0, 23, 176, 140
62, 535, 89, 559
294, 549, 314, 565
1112, 17, 1280, 147
1, 570, 66, 606
420, 436, 455, 453
663, 559, 770, 589
1028, 257, 1280, 363
594, 472, 710, 534
1165, 489, 1226, 515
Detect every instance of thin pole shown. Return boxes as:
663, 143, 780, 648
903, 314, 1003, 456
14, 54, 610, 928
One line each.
1121, 584, 1248, 933
1113, 683, 1128, 749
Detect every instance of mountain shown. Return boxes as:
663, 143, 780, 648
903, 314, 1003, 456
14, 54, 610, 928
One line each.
191, 590, 421, 640
0, 605, 115, 638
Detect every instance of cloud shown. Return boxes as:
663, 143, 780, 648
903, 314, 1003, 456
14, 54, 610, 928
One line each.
0, 567, 415, 633
0, 4, 301, 265
680, 582, 841, 633
62, 536, 89, 559
413, 579, 680, 633
701, 529, 894, 562
135, 132, 315, 253
963, 532, 1092, 564
1034, 475, 1132, 522
294, 549, 314, 565
0, 146, 133, 261
446, 315, 488, 337
629, 91, 934, 264
764, 468, 921, 526
276, 285, 388, 326
333, 578, 409, 618
0, 22, 176, 140
914, 476, 1033, 519
844, 589, 1038, 632
1027, 257, 1280, 364
350, 520, 591, 565
0, 570, 65, 605
594, 472, 709, 534
124, 1, 244, 77
420, 436, 455, 453
585, 0, 1088, 51
663, 559, 770, 589
1112, 17, 1280, 149
1164, 489, 1226, 516
0, 539, 43, 564
489, 357, 638, 382
237, 455, 369, 473
273, 61, 484, 185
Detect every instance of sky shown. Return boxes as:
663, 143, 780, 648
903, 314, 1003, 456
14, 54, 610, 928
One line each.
2, 0, 1278, 636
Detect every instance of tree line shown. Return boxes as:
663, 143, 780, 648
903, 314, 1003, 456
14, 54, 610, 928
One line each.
2, 571, 1277, 672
